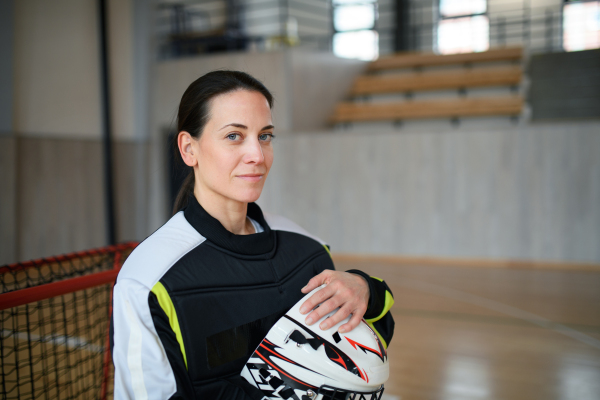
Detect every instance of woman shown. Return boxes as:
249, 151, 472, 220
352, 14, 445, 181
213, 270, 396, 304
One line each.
111, 71, 394, 399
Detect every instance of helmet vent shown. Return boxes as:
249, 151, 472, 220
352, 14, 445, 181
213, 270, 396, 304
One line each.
288, 330, 323, 350
332, 331, 342, 343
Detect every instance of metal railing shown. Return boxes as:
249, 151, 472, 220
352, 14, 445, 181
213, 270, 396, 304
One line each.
377, 1, 570, 55
156, 0, 333, 59
156, 0, 583, 59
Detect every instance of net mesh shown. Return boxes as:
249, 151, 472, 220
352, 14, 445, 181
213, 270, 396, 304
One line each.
0, 244, 136, 400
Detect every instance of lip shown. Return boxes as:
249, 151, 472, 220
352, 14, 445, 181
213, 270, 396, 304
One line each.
236, 174, 264, 183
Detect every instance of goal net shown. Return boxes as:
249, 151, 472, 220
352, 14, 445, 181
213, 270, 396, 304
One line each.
0, 243, 137, 400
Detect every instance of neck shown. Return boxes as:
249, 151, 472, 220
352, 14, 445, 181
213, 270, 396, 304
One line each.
193, 187, 254, 235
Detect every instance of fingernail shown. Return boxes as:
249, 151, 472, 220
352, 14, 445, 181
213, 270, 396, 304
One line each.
299, 306, 306, 314
338, 327, 346, 333
320, 322, 328, 330
305, 317, 313, 325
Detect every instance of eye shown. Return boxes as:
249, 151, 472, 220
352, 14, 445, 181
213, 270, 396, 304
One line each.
259, 133, 275, 142
226, 133, 241, 141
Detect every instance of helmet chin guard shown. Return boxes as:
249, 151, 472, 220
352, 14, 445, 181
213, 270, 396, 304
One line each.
241, 286, 389, 400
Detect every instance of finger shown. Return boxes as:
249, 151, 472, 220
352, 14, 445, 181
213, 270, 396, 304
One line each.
301, 271, 330, 294
299, 279, 334, 314
338, 311, 364, 334
300, 285, 336, 319
319, 305, 352, 331
324, 295, 364, 330
304, 296, 342, 326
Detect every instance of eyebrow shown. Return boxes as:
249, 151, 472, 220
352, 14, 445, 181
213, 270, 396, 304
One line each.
219, 123, 274, 131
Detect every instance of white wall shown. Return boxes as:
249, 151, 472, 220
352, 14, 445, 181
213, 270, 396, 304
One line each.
12, 0, 149, 140
259, 121, 600, 263
14, 0, 102, 138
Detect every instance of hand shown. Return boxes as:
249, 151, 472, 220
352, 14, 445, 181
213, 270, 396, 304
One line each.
299, 270, 369, 333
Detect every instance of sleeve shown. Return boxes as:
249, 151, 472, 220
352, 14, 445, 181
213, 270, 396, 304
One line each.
345, 269, 395, 349
111, 278, 194, 399
111, 279, 267, 400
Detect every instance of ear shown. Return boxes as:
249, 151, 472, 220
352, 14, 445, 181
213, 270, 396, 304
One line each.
178, 131, 197, 167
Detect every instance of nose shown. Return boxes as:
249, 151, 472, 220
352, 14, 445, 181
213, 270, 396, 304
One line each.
243, 137, 264, 164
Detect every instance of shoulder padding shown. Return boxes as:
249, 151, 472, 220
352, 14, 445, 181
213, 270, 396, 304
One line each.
263, 212, 328, 246
117, 212, 206, 289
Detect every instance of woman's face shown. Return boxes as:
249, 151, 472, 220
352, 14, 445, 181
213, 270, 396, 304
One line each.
192, 89, 274, 205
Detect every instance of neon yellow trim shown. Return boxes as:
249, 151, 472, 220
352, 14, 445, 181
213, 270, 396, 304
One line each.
366, 290, 394, 324
365, 289, 394, 349
151, 282, 188, 369
367, 321, 388, 349
322, 245, 332, 258
371, 276, 383, 282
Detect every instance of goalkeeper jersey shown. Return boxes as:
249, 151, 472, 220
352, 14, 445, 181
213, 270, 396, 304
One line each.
110, 196, 394, 399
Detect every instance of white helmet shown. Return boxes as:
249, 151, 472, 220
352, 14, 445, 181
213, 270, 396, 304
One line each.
241, 286, 389, 400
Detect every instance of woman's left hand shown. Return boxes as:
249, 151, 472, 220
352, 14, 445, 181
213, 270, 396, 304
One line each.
299, 270, 370, 333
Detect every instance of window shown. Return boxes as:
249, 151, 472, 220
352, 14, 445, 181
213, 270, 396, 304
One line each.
333, 0, 378, 60
563, 0, 600, 51
437, 0, 489, 54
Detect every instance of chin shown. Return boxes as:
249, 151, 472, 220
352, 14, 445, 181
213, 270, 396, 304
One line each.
233, 189, 263, 204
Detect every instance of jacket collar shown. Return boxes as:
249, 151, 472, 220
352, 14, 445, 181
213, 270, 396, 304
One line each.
183, 195, 276, 256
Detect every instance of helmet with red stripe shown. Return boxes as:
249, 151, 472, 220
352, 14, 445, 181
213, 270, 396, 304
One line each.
241, 286, 389, 400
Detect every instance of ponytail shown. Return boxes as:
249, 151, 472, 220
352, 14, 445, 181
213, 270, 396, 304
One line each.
172, 170, 195, 215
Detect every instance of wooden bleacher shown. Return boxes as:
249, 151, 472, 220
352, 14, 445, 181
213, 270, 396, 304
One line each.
332, 97, 524, 122
331, 47, 524, 124
350, 66, 522, 95
368, 46, 523, 71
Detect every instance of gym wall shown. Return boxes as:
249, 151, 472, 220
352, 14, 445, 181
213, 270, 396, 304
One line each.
258, 122, 600, 263
151, 47, 600, 263
0, 0, 152, 263
1, 0, 599, 265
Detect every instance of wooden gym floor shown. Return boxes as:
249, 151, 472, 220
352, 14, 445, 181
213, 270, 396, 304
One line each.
333, 257, 600, 400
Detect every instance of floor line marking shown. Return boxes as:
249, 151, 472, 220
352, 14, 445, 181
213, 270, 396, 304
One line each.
1, 329, 104, 353
394, 308, 600, 332
398, 277, 600, 350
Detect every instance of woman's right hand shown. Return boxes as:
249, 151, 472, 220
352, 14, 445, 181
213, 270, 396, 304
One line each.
298, 270, 370, 334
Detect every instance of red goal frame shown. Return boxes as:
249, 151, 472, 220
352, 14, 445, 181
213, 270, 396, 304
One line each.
0, 242, 138, 400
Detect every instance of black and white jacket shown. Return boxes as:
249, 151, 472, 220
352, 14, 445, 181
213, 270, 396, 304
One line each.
110, 196, 394, 399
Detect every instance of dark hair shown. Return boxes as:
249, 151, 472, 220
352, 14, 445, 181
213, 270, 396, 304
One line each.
172, 70, 274, 214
